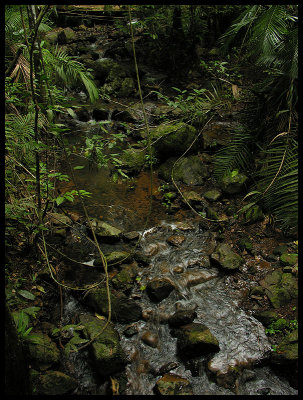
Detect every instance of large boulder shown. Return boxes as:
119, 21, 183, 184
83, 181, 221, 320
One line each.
84, 286, 142, 323
158, 155, 208, 185
271, 329, 298, 364
210, 243, 243, 271
79, 314, 127, 376
120, 147, 147, 173
260, 269, 298, 308
150, 122, 200, 161
86, 58, 118, 81
171, 323, 220, 359
219, 170, 248, 195
36, 371, 78, 395
146, 277, 175, 302
26, 332, 60, 370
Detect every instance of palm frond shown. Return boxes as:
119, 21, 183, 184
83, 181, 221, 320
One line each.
213, 126, 253, 181
42, 47, 99, 103
219, 5, 261, 55
255, 135, 297, 231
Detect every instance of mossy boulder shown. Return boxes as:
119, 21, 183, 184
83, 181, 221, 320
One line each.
254, 310, 279, 327
260, 270, 298, 308
27, 332, 60, 370
172, 323, 220, 359
85, 287, 142, 323
37, 371, 78, 395
204, 189, 222, 202
111, 263, 138, 292
280, 253, 298, 267
272, 329, 298, 364
87, 58, 119, 81
154, 374, 193, 395
79, 314, 127, 376
58, 27, 76, 43
120, 147, 147, 173
150, 122, 199, 161
210, 243, 243, 271
219, 170, 248, 195
167, 155, 208, 185
118, 77, 135, 97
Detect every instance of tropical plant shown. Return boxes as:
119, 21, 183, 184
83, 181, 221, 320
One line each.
214, 5, 298, 233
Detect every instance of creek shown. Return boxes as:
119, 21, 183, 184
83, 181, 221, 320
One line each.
55, 113, 297, 395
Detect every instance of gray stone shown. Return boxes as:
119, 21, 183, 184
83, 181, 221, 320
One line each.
210, 243, 243, 270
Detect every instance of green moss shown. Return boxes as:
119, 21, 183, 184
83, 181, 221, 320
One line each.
280, 253, 298, 266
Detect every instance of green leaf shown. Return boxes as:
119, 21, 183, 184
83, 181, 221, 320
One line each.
18, 290, 36, 300
56, 196, 65, 206
73, 165, 85, 170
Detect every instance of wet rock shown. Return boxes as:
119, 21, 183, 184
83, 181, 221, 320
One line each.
75, 107, 91, 121
154, 373, 193, 395
172, 323, 220, 358
79, 314, 127, 376
174, 221, 194, 231
85, 287, 142, 323
151, 122, 200, 161
173, 266, 184, 274
123, 231, 140, 242
146, 277, 175, 302
88, 219, 122, 242
178, 269, 219, 288
123, 324, 138, 337
141, 331, 159, 348
106, 251, 132, 266
111, 263, 137, 293
36, 371, 78, 395
168, 309, 197, 327
219, 170, 248, 195
27, 332, 60, 370
166, 234, 185, 247
260, 269, 298, 308
134, 251, 151, 267
204, 189, 222, 202
153, 362, 179, 376
210, 243, 243, 271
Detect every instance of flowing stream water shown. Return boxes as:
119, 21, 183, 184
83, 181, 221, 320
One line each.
57, 113, 297, 395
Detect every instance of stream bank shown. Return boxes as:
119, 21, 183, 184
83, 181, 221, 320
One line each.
6, 11, 298, 396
